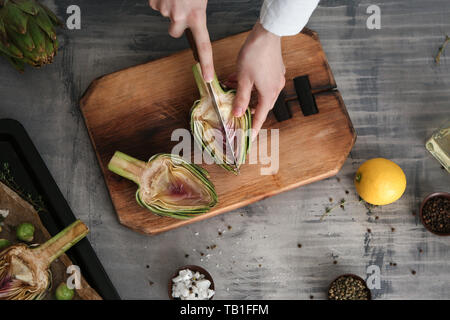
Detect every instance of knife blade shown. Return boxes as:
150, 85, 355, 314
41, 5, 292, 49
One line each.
185, 29, 240, 173
206, 82, 240, 173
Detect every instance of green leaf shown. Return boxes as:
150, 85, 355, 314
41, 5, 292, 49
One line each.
0, 38, 22, 58
11, 0, 40, 15
35, 7, 55, 40
43, 33, 53, 57
6, 24, 35, 51
3, 2, 28, 34
0, 52, 24, 72
0, 18, 9, 46
38, 2, 63, 26
27, 18, 44, 52
22, 43, 39, 62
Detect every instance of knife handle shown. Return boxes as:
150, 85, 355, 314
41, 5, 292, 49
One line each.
185, 28, 200, 63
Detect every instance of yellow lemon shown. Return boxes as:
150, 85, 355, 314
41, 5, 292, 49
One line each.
354, 158, 406, 205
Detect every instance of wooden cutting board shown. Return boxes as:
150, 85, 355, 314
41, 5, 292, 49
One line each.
80, 29, 356, 235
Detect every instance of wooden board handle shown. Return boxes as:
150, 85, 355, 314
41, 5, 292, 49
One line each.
185, 28, 200, 62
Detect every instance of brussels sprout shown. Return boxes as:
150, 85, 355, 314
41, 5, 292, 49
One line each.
16, 222, 34, 242
55, 283, 74, 300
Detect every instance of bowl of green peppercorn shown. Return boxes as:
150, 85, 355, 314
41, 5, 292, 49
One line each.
328, 274, 371, 300
420, 192, 450, 236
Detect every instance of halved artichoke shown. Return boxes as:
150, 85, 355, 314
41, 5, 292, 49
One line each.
108, 152, 218, 219
190, 63, 251, 174
0, 220, 88, 300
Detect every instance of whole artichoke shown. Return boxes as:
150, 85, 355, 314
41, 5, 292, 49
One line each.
0, 0, 62, 72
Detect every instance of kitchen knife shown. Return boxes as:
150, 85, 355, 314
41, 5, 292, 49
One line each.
185, 29, 240, 173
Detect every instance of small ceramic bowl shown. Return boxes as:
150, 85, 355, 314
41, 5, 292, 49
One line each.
419, 192, 450, 236
168, 265, 215, 300
328, 274, 372, 300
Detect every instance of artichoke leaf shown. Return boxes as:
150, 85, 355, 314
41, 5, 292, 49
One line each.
0, 53, 24, 71
0, 18, 8, 45
0, 39, 22, 58
108, 152, 218, 219
38, 2, 63, 26
34, 8, 55, 40
190, 63, 251, 174
27, 18, 44, 52
3, 2, 28, 34
11, 0, 40, 16
6, 26, 34, 51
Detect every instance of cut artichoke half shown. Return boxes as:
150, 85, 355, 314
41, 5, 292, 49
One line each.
190, 63, 251, 174
108, 152, 218, 219
0, 220, 88, 300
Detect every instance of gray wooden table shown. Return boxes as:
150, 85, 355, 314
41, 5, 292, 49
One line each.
0, 0, 449, 300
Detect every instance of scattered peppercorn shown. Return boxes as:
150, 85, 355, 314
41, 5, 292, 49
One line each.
218, 231, 222, 236
391, 227, 396, 232
333, 260, 338, 265
345, 190, 349, 194
227, 225, 232, 230
310, 295, 314, 299
367, 228, 371, 233
297, 243, 302, 248
185, 254, 189, 258
411, 270, 416, 275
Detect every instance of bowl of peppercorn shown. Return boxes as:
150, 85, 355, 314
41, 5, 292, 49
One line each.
420, 192, 450, 236
328, 274, 371, 300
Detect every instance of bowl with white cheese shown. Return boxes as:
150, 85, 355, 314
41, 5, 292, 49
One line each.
169, 265, 215, 300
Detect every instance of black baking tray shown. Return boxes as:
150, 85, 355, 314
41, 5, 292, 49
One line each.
0, 119, 120, 300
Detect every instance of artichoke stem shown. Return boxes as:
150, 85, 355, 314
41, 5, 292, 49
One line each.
108, 151, 146, 185
192, 63, 223, 98
32, 220, 88, 266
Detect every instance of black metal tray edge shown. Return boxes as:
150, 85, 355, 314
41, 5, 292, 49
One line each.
0, 118, 120, 300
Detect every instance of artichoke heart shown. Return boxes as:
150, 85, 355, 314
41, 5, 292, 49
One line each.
108, 152, 218, 219
190, 63, 251, 173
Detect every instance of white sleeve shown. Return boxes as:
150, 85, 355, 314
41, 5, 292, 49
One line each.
260, 0, 320, 36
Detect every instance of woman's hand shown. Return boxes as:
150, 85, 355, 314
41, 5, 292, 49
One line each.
230, 22, 286, 141
149, 0, 214, 81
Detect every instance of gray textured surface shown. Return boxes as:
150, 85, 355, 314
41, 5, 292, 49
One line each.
0, 0, 449, 300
